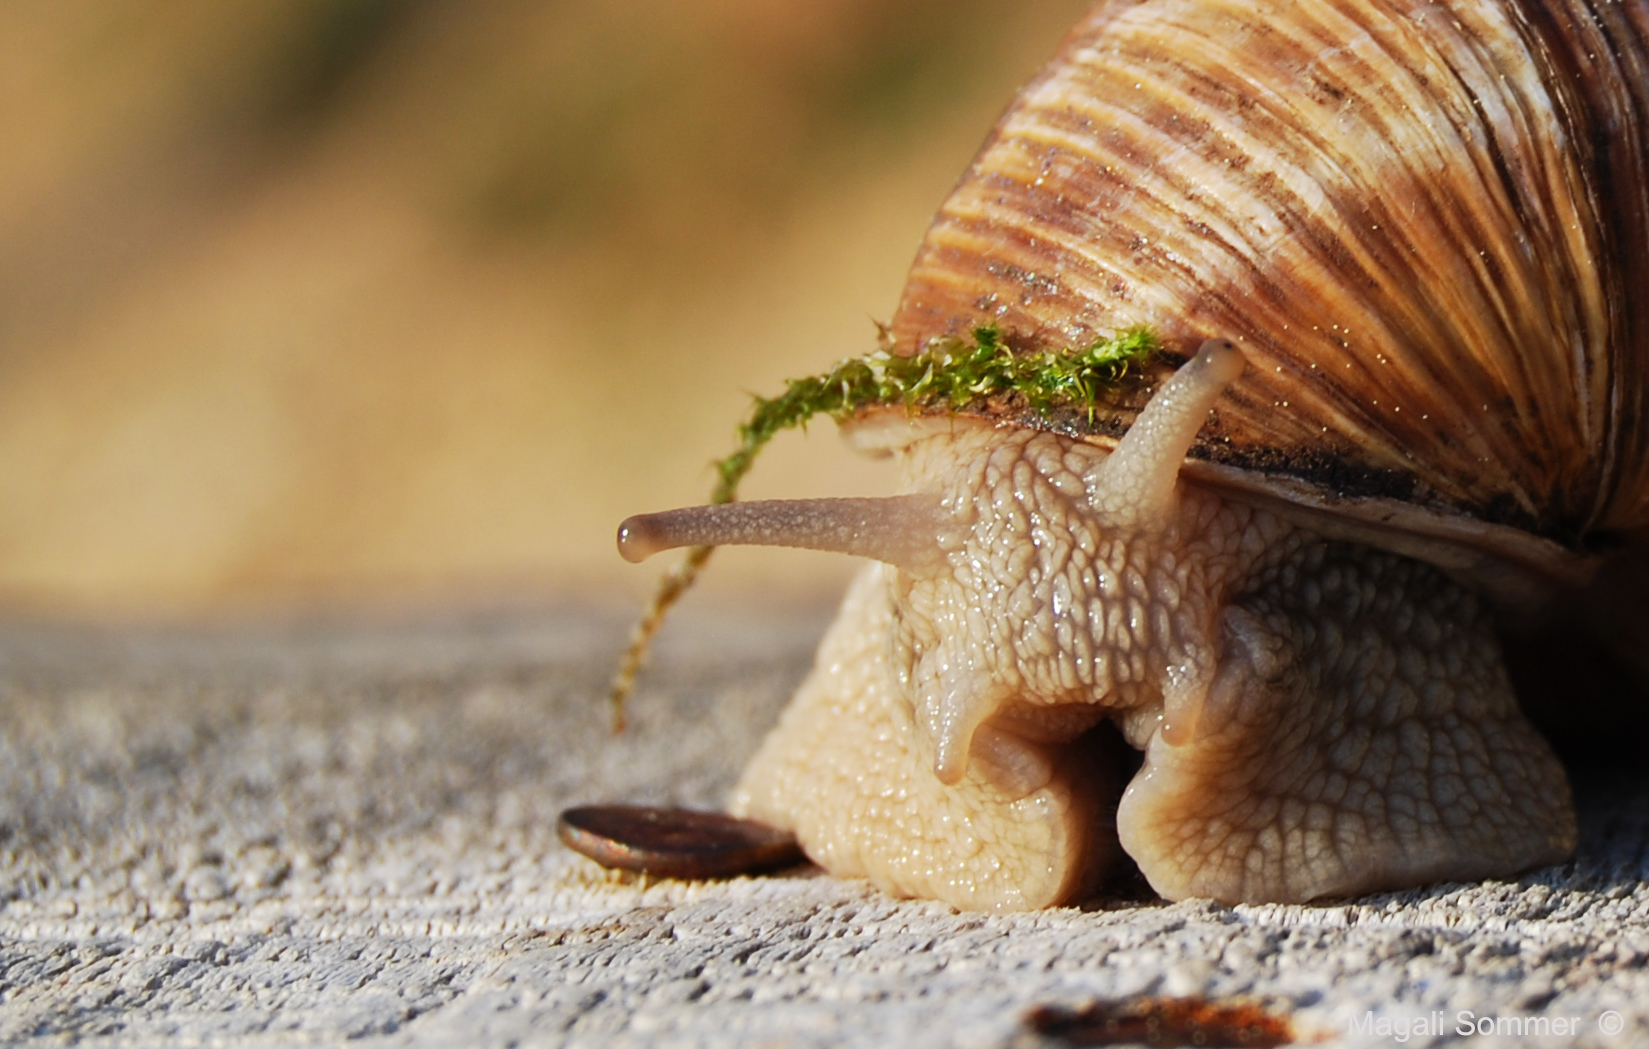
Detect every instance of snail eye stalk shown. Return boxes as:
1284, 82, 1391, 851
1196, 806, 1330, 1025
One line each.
618, 496, 946, 572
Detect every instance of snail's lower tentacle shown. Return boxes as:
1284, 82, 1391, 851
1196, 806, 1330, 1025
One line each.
920, 656, 994, 786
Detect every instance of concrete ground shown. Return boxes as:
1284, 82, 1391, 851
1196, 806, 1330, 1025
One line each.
0, 601, 1643, 1048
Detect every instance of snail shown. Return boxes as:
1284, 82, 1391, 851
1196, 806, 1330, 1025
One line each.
613, 0, 1649, 910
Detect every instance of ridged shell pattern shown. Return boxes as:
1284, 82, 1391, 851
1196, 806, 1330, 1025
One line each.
891, 0, 1649, 545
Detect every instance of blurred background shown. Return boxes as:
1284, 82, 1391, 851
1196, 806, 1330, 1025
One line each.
0, 0, 1094, 620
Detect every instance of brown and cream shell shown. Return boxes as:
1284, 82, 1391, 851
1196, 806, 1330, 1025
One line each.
895, 0, 1649, 583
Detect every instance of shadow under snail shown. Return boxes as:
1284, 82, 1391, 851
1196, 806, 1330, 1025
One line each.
605, 0, 1649, 910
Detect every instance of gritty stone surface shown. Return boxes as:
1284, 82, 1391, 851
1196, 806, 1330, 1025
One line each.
0, 603, 1643, 1047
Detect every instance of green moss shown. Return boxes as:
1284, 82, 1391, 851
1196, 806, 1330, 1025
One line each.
609, 324, 1160, 726
710, 324, 1158, 506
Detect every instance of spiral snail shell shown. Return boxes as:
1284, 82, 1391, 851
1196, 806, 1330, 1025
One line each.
616, 0, 1649, 909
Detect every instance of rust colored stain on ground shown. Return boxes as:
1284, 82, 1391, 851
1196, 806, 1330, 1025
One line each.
1023, 996, 1295, 1047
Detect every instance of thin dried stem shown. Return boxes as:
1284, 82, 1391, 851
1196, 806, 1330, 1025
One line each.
608, 544, 713, 732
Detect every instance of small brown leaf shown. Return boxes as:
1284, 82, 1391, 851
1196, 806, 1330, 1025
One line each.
557, 804, 805, 880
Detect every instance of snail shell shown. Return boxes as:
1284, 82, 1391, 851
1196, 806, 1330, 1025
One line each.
892, 0, 1649, 583
620, 0, 1649, 908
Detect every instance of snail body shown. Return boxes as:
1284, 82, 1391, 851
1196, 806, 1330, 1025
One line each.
619, 0, 1648, 908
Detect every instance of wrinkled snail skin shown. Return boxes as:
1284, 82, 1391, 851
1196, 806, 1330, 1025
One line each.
629, 0, 1649, 908
729, 342, 1573, 908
